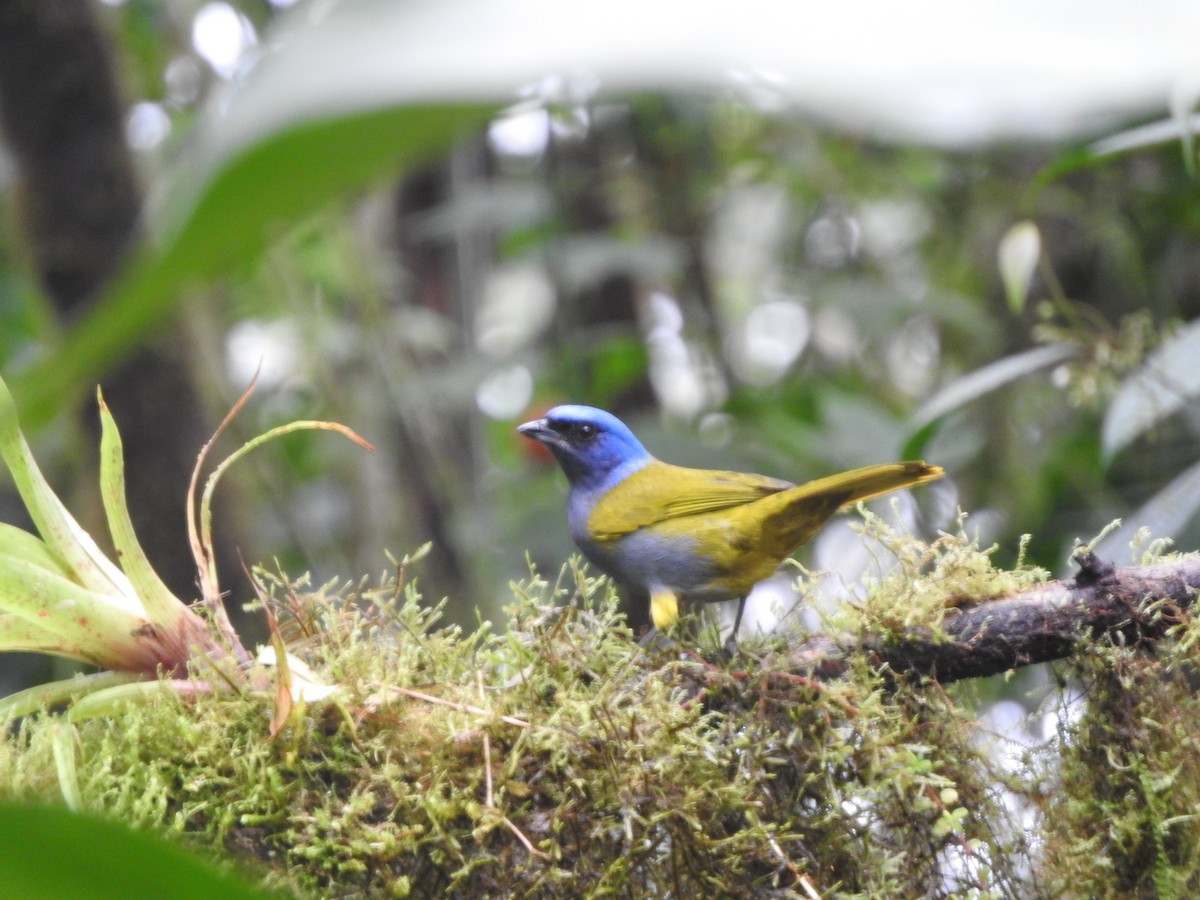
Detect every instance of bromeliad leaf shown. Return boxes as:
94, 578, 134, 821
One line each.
97, 389, 200, 626
0, 375, 139, 608
0, 374, 220, 673
0, 522, 76, 581
0, 371, 358, 723
0, 553, 168, 671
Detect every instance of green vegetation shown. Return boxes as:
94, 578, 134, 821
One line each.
2, 2, 1200, 896
1, 519, 1197, 896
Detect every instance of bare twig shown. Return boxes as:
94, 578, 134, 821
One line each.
476, 669, 551, 861
374, 685, 531, 730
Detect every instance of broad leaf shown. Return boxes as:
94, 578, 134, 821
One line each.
1102, 318, 1200, 461
910, 344, 1076, 430
1093, 457, 1200, 564
0, 802, 278, 899
11, 0, 1199, 422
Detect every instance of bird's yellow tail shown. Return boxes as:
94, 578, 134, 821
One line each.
802, 461, 943, 506
761, 461, 943, 557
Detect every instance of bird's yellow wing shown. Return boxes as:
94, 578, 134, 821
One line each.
587, 461, 793, 541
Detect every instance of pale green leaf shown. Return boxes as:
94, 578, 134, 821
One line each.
96, 390, 190, 624
0, 613, 89, 658
66, 680, 211, 723
0, 556, 149, 666
0, 375, 138, 608
0, 522, 75, 581
0, 672, 139, 721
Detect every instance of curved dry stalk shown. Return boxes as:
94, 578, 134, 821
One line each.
185, 374, 260, 665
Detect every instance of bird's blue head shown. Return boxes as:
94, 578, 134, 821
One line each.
518, 405, 653, 490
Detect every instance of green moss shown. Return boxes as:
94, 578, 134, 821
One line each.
1033, 634, 1200, 898
812, 508, 1051, 638
0, 524, 1198, 897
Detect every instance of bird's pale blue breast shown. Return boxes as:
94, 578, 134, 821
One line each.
565, 455, 649, 549
565, 460, 722, 600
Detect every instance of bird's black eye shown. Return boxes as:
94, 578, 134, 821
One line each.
548, 419, 598, 441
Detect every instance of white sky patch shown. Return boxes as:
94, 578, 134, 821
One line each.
192, 2, 258, 79
225, 319, 304, 390
126, 101, 171, 152
476, 263, 556, 357
476, 365, 534, 419
488, 107, 551, 158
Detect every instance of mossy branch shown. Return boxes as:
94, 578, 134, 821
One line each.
785, 547, 1200, 684
5, 540, 1200, 896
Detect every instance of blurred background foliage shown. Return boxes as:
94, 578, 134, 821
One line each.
0, 0, 1199, 702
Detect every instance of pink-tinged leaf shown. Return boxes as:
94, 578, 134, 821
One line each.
0, 376, 139, 610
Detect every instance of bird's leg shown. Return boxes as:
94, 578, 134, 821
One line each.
730, 596, 747, 640
722, 596, 747, 656
638, 625, 667, 649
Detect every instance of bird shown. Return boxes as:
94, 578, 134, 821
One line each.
518, 404, 944, 638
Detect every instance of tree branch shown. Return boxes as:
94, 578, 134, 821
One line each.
785, 549, 1200, 684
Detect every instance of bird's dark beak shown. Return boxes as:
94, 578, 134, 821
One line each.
516, 417, 553, 444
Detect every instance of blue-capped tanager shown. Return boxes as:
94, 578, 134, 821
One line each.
518, 405, 943, 635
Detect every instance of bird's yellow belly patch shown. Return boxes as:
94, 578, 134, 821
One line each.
649, 589, 680, 629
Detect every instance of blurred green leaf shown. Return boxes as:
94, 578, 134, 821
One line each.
9, 0, 1193, 423
901, 418, 942, 461
0, 802, 279, 899
910, 344, 1076, 431
591, 336, 650, 402
1094, 457, 1200, 563
1102, 318, 1200, 462
1088, 111, 1200, 164
12, 104, 493, 427
1169, 79, 1200, 175
1033, 112, 1200, 191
